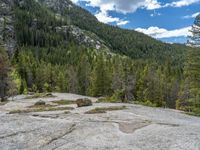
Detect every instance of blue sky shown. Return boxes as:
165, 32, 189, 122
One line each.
71, 0, 200, 44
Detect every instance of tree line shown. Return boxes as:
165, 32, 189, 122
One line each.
0, 0, 199, 116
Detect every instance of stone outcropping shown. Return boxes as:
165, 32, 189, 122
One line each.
38, 0, 109, 51
54, 25, 108, 50
0, 0, 16, 56
38, 0, 73, 13
1, 93, 200, 150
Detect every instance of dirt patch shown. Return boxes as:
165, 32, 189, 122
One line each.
118, 121, 150, 134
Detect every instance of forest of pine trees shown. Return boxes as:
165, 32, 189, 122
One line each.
0, 0, 200, 116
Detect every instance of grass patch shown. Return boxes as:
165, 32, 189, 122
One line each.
134, 101, 157, 107
97, 97, 121, 103
28, 104, 54, 108
185, 108, 200, 117
9, 105, 74, 114
186, 112, 200, 117
25, 93, 55, 99
0, 101, 9, 106
52, 100, 76, 105
85, 106, 126, 114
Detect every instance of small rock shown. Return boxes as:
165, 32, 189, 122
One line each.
44, 93, 54, 97
76, 98, 92, 107
34, 100, 46, 106
0, 97, 8, 102
27, 92, 35, 95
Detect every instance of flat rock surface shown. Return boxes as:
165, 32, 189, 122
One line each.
0, 93, 200, 150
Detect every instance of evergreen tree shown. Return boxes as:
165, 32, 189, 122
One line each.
89, 54, 111, 96
179, 15, 200, 114
77, 54, 90, 95
188, 14, 200, 47
0, 47, 10, 101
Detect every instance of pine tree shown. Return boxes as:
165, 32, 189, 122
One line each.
179, 14, 200, 114
77, 54, 90, 95
0, 47, 10, 101
188, 14, 200, 47
89, 54, 111, 96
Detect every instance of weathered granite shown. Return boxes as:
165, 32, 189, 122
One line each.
0, 0, 16, 56
0, 93, 200, 150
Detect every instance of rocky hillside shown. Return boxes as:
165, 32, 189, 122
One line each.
0, 0, 16, 56
0, 0, 110, 56
0, 0, 189, 63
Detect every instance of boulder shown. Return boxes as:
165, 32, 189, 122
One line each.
34, 100, 46, 106
76, 98, 92, 107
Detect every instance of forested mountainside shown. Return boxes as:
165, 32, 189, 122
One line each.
38, 0, 187, 64
0, 0, 199, 115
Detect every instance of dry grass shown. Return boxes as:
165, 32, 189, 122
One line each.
9, 105, 74, 114
52, 100, 76, 105
0, 101, 9, 106
85, 106, 126, 114
28, 104, 54, 108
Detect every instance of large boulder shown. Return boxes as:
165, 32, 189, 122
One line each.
76, 98, 92, 107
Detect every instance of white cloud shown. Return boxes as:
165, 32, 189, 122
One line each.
95, 11, 119, 23
71, 0, 79, 3
165, 0, 200, 7
95, 11, 129, 26
145, 0, 162, 10
117, 20, 130, 26
70, 0, 199, 25
183, 12, 200, 19
135, 26, 192, 38
70, 0, 162, 25
75, 0, 161, 14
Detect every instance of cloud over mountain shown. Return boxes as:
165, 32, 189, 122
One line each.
135, 26, 192, 38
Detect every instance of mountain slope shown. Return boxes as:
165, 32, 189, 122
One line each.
38, 0, 188, 65
0, 0, 189, 65
0, 0, 196, 109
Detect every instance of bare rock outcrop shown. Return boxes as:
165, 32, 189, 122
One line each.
0, 0, 16, 56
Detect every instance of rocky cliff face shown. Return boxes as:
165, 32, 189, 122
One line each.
54, 25, 108, 50
38, 0, 108, 50
0, 0, 16, 56
38, 0, 73, 13
0, 0, 108, 54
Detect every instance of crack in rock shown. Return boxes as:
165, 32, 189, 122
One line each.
156, 122, 180, 127
32, 114, 59, 119
41, 124, 76, 148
